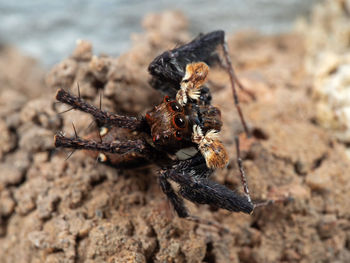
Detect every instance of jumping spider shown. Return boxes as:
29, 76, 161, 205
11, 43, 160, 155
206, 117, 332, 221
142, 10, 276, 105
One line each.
55, 31, 283, 230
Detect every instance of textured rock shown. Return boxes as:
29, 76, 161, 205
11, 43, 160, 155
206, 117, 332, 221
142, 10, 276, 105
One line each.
297, 0, 350, 143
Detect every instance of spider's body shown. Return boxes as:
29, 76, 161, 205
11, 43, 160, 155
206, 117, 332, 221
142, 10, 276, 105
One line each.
145, 95, 194, 152
55, 62, 227, 169
55, 31, 282, 229
146, 63, 223, 154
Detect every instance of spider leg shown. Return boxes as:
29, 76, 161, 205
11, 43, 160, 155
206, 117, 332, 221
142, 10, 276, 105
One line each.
234, 136, 293, 209
159, 171, 229, 233
221, 40, 250, 136
162, 154, 254, 214
54, 132, 170, 168
235, 136, 252, 203
159, 173, 189, 218
54, 133, 148, 155
181, 30, 252, 136
56, 89, 148, 131
215, 47, 254, 97
177, 176, 254, 214
199, 31, 252, 136
253, 196, 294, 208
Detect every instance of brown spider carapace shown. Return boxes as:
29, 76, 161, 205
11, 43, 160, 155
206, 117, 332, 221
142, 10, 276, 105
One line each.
55, 31, 287, 230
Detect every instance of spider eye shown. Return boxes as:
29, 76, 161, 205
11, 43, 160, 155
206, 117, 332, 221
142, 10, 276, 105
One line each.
164, 96, 170, 103
174, 131, 182, 140
173, 114, 186, 129
169, 101, 183, 112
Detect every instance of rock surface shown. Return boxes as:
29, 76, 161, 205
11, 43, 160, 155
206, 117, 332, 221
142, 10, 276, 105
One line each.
1, 10, 350, 263
297, 0, 350, 144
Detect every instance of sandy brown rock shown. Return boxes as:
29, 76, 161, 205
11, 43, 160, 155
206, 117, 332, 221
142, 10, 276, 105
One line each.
1, 10, 350, 263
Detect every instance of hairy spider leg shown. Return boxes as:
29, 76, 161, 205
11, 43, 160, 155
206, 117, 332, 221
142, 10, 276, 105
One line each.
58, 106, 74, 115
190, 31, 253, 136
214, 45, 255, 100
55, 88, 169, 166
159, 171, 229, 233
234, 136, 293, 210
159, 154, 253, 231
54, 130, 167, 167
56, 89, 148, 131
57, 83, 81, 115
178, 30, 251, 136
55, 133, 148, 155
64, 122, 79, 161
235, 136, 252, 204
56, 132, 160, 168
159, 174, 189, 218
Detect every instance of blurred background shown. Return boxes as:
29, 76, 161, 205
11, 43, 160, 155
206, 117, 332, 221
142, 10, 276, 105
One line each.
0, 0, 320, 67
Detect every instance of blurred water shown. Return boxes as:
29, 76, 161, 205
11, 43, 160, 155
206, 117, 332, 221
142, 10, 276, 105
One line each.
0, 0, 320, 67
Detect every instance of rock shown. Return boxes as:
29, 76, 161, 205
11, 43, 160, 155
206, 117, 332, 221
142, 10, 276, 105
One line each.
0, 163, 24, 187
0, 89, 27, 117
20, 98, 61, 130
72, 39, 93, 61
28, 230, 52, 250
298, 0, 350, 143
306, 169, 332, 192
19, 125, 54, 152
0, 190, 16, 217
36, 192, 61, 220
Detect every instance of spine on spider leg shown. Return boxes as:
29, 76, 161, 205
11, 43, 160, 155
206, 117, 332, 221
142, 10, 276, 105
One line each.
56, 89, 147, 130
54, 133, 145, 154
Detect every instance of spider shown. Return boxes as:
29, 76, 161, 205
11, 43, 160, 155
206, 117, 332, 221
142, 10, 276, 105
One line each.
55, 31, 283, 230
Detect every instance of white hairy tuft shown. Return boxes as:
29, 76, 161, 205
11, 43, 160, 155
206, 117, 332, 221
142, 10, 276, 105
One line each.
176, 86, 188, 106
192, 125, 228, 169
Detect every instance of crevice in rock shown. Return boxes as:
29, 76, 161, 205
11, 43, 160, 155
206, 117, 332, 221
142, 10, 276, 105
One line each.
146, 227, 159, 263
0, 216, 10, 237
203, 241, 216, 263
250, 220, 261, 231
251, 127, 269, 140
89, 174, 107, 187
92, 78, 105, 90
294, 161, 306, 176
311, 153, 328, 170
75, 234, 87, 263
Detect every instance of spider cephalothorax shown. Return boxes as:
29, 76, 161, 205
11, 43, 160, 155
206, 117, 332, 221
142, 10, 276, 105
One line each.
55, 31, 288, 230
145, 96, 192, 151
145, 62, 225, 162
